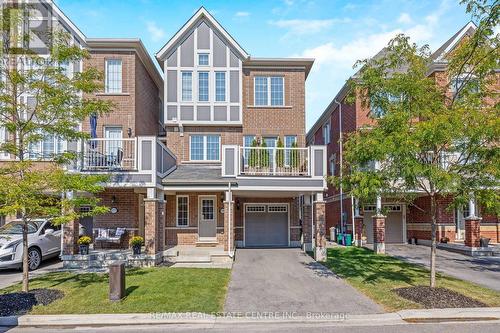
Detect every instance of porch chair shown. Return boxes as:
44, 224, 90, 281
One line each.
94, 227, 127, 249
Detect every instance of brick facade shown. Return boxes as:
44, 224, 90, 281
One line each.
373, 215, 386, 254
464, 217, 481, 248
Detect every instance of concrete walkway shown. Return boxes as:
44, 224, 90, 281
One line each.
386, 244, 500, 291
0, 257, 62, 290
224, 248, 382, 314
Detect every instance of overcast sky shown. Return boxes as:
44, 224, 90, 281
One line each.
57, 0, 472, 130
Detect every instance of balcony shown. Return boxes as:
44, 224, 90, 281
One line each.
239, 146, 309, 176
222, 145, 326, 178
82, 138, 137, 171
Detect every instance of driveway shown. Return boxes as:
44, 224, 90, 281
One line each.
0, 257, 62, 290
224, 248, 382, 314
386, 245, 500, 291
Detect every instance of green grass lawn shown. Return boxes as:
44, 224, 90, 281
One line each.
324, 247, 500, 312
1, 267, 231, 314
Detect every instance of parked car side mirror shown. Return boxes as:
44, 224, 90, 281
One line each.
45, 228, 55, 235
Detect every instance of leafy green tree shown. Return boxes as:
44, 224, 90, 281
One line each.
0, 5, 113, 291
276, 137, 284, 168
333, 1, 499, 288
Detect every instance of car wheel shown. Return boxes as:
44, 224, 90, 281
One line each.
28, 247, 42, 271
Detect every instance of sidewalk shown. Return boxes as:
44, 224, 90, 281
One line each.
1, 308, 499, 328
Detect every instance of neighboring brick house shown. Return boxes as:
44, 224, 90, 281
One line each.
306, 22, 499, 250
155, 8, 327, 260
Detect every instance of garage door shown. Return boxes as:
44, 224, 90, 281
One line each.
245, 204, 288, 247
363, 205, 404, 244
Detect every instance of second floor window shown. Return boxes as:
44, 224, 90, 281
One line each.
198, 72, 209, 102
190, 135, 220, 161
28, 134, 65, 160
254, 76, 284, 106
105, 59, 122, 93
215, 72, 226, 102
329, 153, 336, 176
182, 72, 192, 101
198, 53, 209, 66
322, 122, 331, 144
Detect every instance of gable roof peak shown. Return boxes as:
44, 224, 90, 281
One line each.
155, 6, 249, 63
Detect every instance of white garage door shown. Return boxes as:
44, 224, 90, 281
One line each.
245, 204, 288, 247
363, 205, 404, 244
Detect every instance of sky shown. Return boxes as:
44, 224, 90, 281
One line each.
56, 0, 472, 131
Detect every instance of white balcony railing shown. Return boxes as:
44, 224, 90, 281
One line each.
239, 146, 309, 176
82, 138, 137, 171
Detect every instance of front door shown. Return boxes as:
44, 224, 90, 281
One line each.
198, 196, 216, 240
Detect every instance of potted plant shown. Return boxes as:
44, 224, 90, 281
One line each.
130, 236, 144, 255
78, 236, 91, 255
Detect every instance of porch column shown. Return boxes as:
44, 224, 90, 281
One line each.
223, 191, 235, 252
373, 195, 386, 254
465, 197, 481, 248
144, 188, 164, 255
62, 191, 79, 255
354, 198, 363, 247
302, 196, 313, 252
313, 193, 327, 261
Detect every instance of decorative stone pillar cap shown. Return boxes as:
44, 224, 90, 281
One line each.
372, 214, 386, 218
464, 215, 482, 221
354, 215, 364, 219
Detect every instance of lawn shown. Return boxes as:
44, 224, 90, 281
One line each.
324, 247, 500, 312
0, 267, 231, 314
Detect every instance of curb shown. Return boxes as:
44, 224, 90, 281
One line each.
1, 308, 499, 328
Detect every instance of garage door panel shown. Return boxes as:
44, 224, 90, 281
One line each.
363, 212, 403, 244
245, 204, 288, 247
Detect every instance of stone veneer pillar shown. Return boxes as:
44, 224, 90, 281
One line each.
62, 218, 79, 255
354, 216, 364, 247
223, 198, 235, 252
313, 199, 327, 261
373, 215, 386, 254
144, 193, 164, 256
464, 217, 481, 248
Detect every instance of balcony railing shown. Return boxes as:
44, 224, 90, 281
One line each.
239, 146, 309, 176
82, 138, 137, 171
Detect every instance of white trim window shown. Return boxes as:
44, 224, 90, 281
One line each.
323, 122, 331, 144
190, 135, 220, 161
198, 53, 209, 66
198, 72, 209, 102
284, 135, 296, 166
254, 76, 284, 106
329, 153, 336, 176
181, 71, 193, 101
176, 195, 189, 227
27, 134, 66, 160
215, 72, 226, 102
105, 59, 122, 93
104, 126, 123, 158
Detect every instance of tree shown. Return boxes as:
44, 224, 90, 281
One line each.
260, 140, 270, 168
0, 4, 113, 291
289, 141, 299, 169
248, 138, 259, 168
334, 0, 499, 288
276, 137, 284, 168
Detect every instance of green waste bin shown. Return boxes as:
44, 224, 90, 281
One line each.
344, 234, 352, 246
337, 233, 343, 244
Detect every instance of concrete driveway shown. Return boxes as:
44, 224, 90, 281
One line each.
386, 245, 500, 291
224, 248, 382, 314
0, 256, 62, 289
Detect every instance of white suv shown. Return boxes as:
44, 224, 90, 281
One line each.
0, 219, 62, 270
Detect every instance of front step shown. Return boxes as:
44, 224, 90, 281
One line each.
174, 256, 212, 263
196, 241, 219, 247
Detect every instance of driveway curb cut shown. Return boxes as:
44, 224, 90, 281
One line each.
1, 308, 499, 327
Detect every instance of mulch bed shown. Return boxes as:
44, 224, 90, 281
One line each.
0, 289, 64, 316
394, 286, 487, 308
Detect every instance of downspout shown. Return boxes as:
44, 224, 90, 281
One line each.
227, 182, 234, 258
334, 99, 343, 233
351, 195, 355, 238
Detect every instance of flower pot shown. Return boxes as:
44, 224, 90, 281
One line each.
132, 244, 141, 255
79, 244, 89, 255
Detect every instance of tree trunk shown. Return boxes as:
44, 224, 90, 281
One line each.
429, 194, 437, 288
22, 218, 29, 292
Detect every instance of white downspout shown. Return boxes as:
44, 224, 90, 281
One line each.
334, 99, 343, 233
227, 182, 234, 258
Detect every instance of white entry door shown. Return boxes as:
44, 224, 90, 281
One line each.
198, 196, 216, 240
